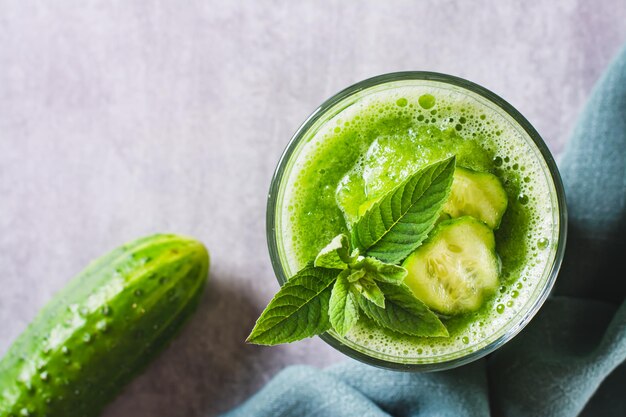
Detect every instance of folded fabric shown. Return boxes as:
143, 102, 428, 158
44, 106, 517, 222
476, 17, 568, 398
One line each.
222, 44, 626, 417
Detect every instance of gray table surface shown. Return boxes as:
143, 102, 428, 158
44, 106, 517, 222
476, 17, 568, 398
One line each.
1, 1, 625, 416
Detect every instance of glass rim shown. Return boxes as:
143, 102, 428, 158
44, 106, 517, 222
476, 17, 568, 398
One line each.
266, 71, 568, 372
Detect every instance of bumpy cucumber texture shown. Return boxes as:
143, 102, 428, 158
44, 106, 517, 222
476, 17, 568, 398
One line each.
443, 167, 508, 229
403, 217, 499, 315
0, 234, 209, 417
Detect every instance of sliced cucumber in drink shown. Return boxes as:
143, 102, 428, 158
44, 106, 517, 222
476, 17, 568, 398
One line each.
443, 167, 508, 229
402, 216, 500, 315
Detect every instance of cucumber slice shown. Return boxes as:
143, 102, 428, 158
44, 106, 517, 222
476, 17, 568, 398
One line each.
443, 167, 508, 229
402, 217, 499, 315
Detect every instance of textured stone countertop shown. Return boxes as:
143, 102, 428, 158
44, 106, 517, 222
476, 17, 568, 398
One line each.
1, 1, 625, 416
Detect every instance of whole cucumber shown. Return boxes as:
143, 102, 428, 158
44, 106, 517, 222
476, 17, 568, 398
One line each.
0, 234, 210, 417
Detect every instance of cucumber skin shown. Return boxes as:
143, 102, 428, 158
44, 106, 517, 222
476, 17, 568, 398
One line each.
0, 234, 209, 417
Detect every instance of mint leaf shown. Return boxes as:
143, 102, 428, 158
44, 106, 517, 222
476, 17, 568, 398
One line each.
314, 234, 355, 269
329, 270, 359, 336
353, 276, 386, 308
347, 268, 366, 282
247, 266, 338, 345
359, 257, 407, 285
357, 282, 449, 337
352, 157, 456, 264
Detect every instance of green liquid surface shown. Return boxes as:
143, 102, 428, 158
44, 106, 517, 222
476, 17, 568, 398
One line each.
277, 81, 559, 364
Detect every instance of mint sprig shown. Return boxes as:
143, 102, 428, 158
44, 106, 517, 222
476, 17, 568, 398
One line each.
247, 158, 455, 345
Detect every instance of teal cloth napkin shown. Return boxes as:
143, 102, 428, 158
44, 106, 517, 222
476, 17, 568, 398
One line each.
223, 45, 626, 417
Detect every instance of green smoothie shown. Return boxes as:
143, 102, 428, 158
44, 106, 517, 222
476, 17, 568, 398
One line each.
272, 76, 562, 366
